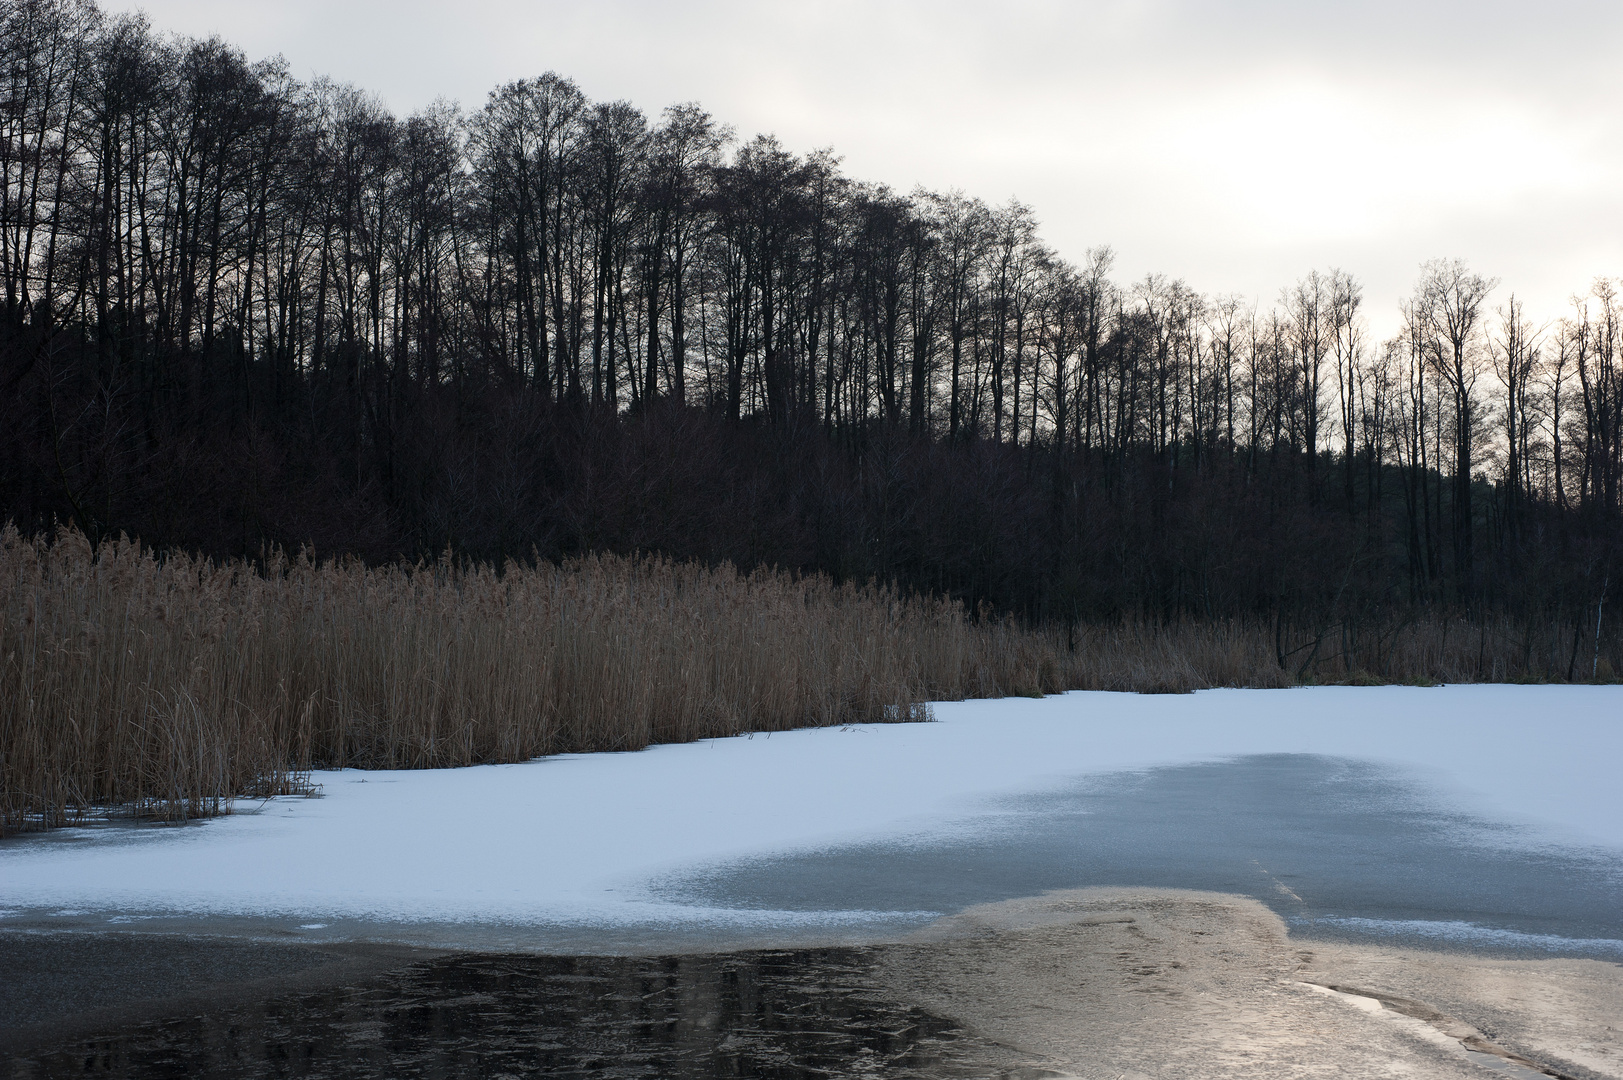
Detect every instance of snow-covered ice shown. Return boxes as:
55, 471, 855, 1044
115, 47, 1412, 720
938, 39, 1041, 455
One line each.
1, 685, 1619, 948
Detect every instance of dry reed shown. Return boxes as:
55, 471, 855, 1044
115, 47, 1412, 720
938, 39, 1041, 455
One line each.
2, 525, 1615, 833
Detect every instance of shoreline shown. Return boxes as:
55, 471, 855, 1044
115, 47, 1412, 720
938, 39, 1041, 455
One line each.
880, 888, 1623, 1080
4, 889, 1620, 1078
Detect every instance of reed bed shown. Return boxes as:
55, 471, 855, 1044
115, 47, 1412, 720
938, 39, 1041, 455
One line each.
0, 525, 1039, 832
2, 525, 1616, 833
1058, 612, 1619, 692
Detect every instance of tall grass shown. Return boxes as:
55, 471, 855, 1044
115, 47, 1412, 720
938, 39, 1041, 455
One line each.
0, 525, 1033, 832
2, 525, 1616, 833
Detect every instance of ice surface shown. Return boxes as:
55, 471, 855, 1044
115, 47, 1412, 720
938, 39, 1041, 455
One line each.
1, 685, 1618, 941
1291, 916, 1623, 957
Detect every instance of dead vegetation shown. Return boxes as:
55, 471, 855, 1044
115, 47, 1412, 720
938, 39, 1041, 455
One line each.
2, 525, 1615, 833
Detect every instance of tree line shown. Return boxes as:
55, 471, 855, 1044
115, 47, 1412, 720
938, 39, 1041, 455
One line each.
2, 0, 1618, 640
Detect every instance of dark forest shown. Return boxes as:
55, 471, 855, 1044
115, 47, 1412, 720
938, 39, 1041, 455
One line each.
4, 0, 1619, 643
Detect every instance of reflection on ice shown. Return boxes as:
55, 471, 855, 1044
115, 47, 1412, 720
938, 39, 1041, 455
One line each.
656, 753, 1623, 958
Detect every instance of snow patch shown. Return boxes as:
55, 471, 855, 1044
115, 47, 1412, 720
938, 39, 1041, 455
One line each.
1, 686, 1618, 935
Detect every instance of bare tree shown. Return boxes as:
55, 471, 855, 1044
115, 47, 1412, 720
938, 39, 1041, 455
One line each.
1328, 270, 1364, 513
1489, 295, 1542, 540
1408, 258, 1496, 585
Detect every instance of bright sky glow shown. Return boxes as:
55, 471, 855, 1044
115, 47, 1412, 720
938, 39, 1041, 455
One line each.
98, 0, 1623, 338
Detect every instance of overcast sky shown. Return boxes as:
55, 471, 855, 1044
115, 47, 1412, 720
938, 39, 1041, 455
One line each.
101, 0, 1623, 338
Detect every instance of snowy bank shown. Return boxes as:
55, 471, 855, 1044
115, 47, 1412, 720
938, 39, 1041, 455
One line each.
1, 685, 1619, 949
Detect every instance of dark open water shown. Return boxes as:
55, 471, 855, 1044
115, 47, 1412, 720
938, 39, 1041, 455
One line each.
2, 948, 1017, 1080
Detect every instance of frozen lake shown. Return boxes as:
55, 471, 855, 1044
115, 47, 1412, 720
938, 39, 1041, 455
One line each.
2, 685, 1620, 957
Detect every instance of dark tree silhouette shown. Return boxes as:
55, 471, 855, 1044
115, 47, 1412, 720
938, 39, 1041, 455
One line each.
1, 0, 1620, 654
